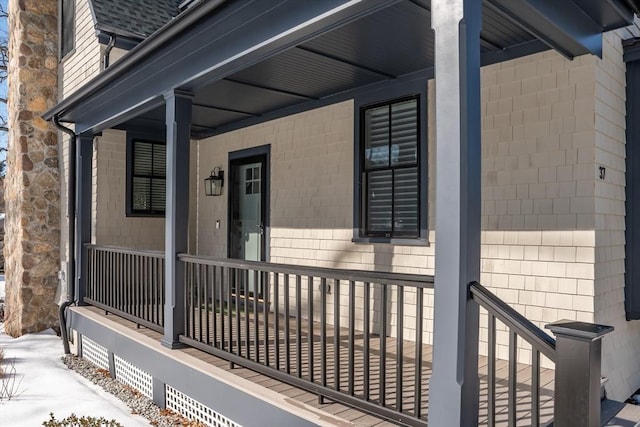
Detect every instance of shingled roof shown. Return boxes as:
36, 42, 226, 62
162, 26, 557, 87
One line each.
90, 0, 182, 41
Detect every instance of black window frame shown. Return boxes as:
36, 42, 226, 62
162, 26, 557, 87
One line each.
126, 137, 166, 217
59, 0, 76, 60
353, 80, 428, 244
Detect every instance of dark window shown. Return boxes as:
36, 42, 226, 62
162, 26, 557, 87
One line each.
360, 96, 420, 238
127, 140, 166, 216
60, 0, 75, 58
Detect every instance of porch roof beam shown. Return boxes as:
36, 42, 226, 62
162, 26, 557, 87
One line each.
485, 0, 610, 58
294, 45, 398, 80
193, 102, 258, 118
44, 0, 402, 136
406, 0, 505, 51
223, 78, 317, 101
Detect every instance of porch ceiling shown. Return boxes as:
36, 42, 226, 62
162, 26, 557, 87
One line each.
44, 0, 638, 138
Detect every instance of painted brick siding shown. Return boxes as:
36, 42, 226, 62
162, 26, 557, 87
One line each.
594, 31, 640, 401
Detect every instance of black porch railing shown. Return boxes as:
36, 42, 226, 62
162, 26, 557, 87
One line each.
470, 281, 556, 427
178, 254, 434, 427
85, 244, 165, 332
82, 246, 610, 426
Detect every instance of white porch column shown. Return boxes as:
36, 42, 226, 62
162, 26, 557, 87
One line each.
428, 1, 482, 426
161, 90, 193, 349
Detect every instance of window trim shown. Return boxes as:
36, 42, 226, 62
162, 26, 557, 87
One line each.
352, 79, 428, 244
59, 0, 76, 61
126, 137, 167, 218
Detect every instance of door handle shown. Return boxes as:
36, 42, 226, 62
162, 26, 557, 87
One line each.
256, 224, 264, 235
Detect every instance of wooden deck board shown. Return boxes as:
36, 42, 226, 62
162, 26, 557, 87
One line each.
83, 306, 555, 426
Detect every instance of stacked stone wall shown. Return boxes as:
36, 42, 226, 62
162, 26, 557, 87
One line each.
5, 0, 60, 336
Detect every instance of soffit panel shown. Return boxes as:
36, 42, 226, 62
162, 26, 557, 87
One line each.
230, 47, 387, 99
299, 1, 434, 78
193, 79, 307, 116
53, 0, 640, 137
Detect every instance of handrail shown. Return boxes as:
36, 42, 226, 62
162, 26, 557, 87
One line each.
178, 253, 435, 289
469, 281, 556, 361
85, 243, 165, 258
179, 253, 433, 426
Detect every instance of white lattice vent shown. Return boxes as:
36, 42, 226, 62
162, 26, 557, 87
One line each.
166, 384, 242, 427
81, 336, 109, 371
113, 354, 153, 399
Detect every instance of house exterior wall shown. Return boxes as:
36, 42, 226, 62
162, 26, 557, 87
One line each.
594, 32, 640, 401
189, 41, 638, 399
59, 0, 102, 285
57, 0, 639, 400
92, 130, 164, 250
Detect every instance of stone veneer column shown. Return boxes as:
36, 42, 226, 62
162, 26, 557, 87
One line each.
5, 0, 60, 336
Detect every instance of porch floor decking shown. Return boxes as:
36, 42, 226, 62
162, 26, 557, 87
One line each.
84, 306, 555, 426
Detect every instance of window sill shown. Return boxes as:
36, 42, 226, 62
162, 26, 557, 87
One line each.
351, 236, 430, 246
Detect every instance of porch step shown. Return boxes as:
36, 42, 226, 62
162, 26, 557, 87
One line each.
548, 400, 631, 427
601, 401, 640, 426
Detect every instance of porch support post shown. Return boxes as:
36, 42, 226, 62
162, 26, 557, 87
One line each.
75, 135, 93, 305
161, 90, 192, 349
428, 1, 482, 426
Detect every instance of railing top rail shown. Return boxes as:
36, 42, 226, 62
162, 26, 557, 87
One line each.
85, 244, 165, 259
178, 253, 434, 289
469, 281, 556, 361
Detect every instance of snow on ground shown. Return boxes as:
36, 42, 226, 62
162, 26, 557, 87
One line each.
0, 302, 149, 426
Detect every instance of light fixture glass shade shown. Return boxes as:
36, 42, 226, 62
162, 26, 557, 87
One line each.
204, 169, 224, 196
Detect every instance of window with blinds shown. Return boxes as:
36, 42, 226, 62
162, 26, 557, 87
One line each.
361, 96, 419, 238
130, 140, 166, 215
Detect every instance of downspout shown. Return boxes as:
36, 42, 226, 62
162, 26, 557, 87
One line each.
53, 115, 76, 355
103, 34, 116, 69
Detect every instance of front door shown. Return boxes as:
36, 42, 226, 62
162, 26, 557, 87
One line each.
229, 153, 268, 296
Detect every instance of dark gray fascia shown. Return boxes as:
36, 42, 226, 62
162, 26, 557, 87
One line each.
42, 0, 229, 121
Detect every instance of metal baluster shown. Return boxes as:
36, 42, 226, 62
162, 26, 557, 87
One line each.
274, 273, 280, 371
228, 267, 234, 356
263, 271, 269, 367
319, 277, 327, 404
414, 287, 424, 418
488, 314, 496, 427
296, 275, 302, 378
364, 281, 370, 401
308, 275, 314, 383
396, 285, 404, 412
284, 274, 290, 374
244, 269, 250, 359
235, 269, 242, 358
220, 266, 226, 351
210, 265, 215, 347
348, 280, 355, 396
509, 330, 517, 427
205, 265, 211, 346
254, 269, 259, 363
532, 349, 540, 427
198, 263, 204, 343
334, 279, 341, 391
380, 283, 387, 407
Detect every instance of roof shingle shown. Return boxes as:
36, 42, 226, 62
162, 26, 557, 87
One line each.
90, 0, 181, 40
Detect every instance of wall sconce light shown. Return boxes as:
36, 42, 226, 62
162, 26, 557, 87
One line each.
204, 167, 224, 196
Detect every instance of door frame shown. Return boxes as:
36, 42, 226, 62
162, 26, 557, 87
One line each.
227, 144, 271, 262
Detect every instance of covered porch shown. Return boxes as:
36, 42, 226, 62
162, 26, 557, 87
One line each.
44, 0, 640, 425
77, 244, 558, 426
